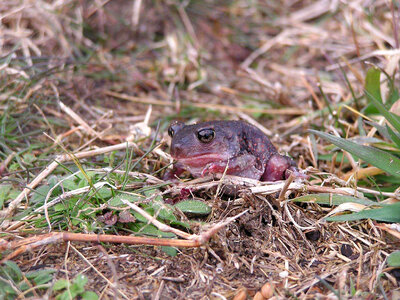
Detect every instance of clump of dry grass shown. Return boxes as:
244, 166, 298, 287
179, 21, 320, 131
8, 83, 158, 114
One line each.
0, 0, 399, 299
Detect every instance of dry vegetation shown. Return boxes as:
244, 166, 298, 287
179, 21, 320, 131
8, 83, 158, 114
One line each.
0, 0, 400, 299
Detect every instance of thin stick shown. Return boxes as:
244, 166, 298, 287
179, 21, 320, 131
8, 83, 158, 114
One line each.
0, 210, 248, 262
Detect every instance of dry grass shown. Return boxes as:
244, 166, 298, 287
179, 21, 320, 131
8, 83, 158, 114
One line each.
0, 0, 399, 299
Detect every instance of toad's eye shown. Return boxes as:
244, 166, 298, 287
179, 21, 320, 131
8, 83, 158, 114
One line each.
168, 126, 175, 137
197, 128, 215, 143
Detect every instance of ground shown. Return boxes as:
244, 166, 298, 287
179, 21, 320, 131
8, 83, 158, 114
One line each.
0, 1, 399, 299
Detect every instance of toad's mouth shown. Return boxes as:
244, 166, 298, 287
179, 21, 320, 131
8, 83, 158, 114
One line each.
174, 154, 229, 167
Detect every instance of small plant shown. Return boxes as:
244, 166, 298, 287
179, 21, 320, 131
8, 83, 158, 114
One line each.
53, 274, 98, 300
0, 261, 55, 299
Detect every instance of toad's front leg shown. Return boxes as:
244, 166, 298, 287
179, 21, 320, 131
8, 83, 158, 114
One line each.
262, 154, 306, 181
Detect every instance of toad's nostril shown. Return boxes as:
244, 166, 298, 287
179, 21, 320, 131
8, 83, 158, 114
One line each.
170, 142, 183, 156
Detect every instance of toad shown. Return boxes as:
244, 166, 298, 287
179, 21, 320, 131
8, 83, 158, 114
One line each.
166, 120, 304, 181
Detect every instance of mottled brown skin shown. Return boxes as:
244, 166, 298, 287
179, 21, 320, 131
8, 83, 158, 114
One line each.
166, 120, 302, 181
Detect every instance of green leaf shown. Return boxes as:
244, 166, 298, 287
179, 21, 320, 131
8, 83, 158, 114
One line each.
161, 246, 178, 257
23, 153, 36, 165
170, 220, 191, 229
26, 269, 56, 285
326, 202, 400, 222
57, 290, 77, 300
81, 291, 99, 300
62, 179, 78, 191
31, 185, 52, 204
8, 189, 19, 200
108, 193, 143, 207
54, 203, 67, 212
20, 281, 30, 292
70, 284, 84, 296
48, 176, 59, 188
365, 67, 400, 133
387, 251, 400, 267
32, 272, 55, 285
9, 162, 19, 172
78, 178, 88, 188
137, 224, 176, 238
73, 274, 88, 289
151, 202, 176, 222
132, 207, 154, 223
95, 186, 112, 199
174, 200, 211, 215
1, 261, 23, 282
143, 188, 161, 198
53, 279, 70, 291
310, 130, 400, 177
71, 218, 82, 226
0, 281, 17, 298
290, 193, 379, 206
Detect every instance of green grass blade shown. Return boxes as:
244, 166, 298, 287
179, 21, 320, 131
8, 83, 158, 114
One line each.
290, 193, 378, 206
364, 67, 400, 133
326, 202, 400, 222
309, 129, 400, 177
386, 124, 400, 149
365, 120, 391, 140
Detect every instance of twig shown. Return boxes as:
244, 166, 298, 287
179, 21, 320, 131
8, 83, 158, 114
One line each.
0, 210, 248, 262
